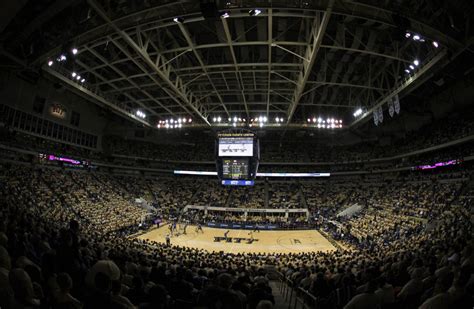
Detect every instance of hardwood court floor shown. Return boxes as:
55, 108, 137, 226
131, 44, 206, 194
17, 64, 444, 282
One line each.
136, 224, 336, 254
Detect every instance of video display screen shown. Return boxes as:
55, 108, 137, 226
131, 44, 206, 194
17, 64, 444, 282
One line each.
218, 137, 253, 157
222, 159, 249, 180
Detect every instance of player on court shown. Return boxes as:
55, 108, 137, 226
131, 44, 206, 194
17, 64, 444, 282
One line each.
196, 223, 204, 233
224, 230, 230, 241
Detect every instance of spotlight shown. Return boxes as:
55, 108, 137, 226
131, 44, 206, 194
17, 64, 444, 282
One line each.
81, 79, 85, 83
213, 117, 217, 122
220, 11, 230, 18
217, 116, 221, 122
307, 118, 311, 123
188, 118, 192, 123
233, 116, 237, 122
432, 41, 439, 48
59, 54, 67, 61
413, 59, 419, 66
72, 72, 77, 77
404, 69, 410, 73
47, 60, 53, 66
312, 118, 316, 123
249, 9, 262, 16
173, 17, 184, 23
263, 116, 267, 122
318, 118, 322, 123
275, 117, 279, 122
179, 124, 182, 128
72, 48, 78, 55
413, 34, 420, 41
353, 108, 363, 117
76, 75, 81, 80
405, 32, 411, 38
233, 123, 237, 127
259, 122, 263, 127
409, 65, 415, 70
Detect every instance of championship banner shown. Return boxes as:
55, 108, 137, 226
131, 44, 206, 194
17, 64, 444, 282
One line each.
378, 106, 384, 123
394, 95, 400, 114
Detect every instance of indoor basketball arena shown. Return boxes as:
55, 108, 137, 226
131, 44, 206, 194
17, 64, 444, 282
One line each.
0, 1, 473, 308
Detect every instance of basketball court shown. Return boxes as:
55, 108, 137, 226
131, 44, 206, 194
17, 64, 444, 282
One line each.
136, 224, 337, 254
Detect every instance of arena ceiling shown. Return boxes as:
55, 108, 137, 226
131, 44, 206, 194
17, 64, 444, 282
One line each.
1, 0, 472, 131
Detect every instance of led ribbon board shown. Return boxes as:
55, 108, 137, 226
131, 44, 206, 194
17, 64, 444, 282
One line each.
174, 170, 331, 177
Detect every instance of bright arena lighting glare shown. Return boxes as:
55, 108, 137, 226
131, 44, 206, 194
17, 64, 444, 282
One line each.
405, 69, 410, 73
432, 41, 439, 48
173, 17, 184, 23
76, 75, 81, 80
72, 48, 78, 55
213, 117, 217, 122
72, 72, 77, 77
48, 60, 53, 66
353, 108, 363, 117
220, 11, 230, 18
59, 54, 67, 61
81, 79, 85, 83
135, 110, 146, 119
312, 118, 316, 123
409, 65, 415, 70
413, 59, 419, 66
405, 32, 411, 38
413, 34, 420, 41
217, 116, 221, 122
249, 9, 262, 16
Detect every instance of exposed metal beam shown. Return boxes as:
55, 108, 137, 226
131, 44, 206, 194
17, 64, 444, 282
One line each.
43, 65, 151, 127
286, 0, 335, 124
87, 0, 211, 125
176, 23, 230, 118
84, 47, 168, 116
80, 42, 409, 74
266, 8, 273, 117
221, 17, 250, 118
350, 49, 448, 128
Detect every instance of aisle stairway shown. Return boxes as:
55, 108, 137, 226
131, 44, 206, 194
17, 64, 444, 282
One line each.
269, 281, 291, 309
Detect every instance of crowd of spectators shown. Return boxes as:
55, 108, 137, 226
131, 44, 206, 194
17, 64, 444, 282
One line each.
0, 161, 472, 308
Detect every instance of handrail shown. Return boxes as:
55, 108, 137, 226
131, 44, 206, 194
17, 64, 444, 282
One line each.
277, 271, 320, 309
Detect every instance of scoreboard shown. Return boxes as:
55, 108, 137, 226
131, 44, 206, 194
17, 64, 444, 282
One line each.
216, 130, 259, 186
222, 159, 249, 180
